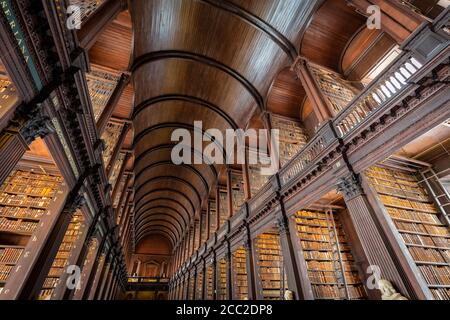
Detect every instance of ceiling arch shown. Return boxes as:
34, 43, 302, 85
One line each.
135, 217, 182, 240
133, 94, 239, 129
134, 176, 203, 209
131, 50, 265, 111
134, 189, 196, 218
135, 206, 188, 230
133, 122, 228, 163
135, 161, 211, 194
134, 143, 219, 178
136, 226, 177, 246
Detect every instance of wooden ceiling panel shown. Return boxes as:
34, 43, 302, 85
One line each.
226, 0, 321, 50
300, 0, 365, 71
267, 67, 305, 119
133, 59, 257, 128
112, 84, 134, 119
132, 0, 287, 97
89, 11, 133, 72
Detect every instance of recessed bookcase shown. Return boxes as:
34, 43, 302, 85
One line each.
218, 191, 228, 229
201, 211, 207, 244
217, 257, 227, 300
254, 232, 287, 300
101, 122, 123, 165
209, 200, 217, 235
270, 115, 308, 167
195, 268, 203, 300
85, 64, 121, 120
188, 272, 195, 300
365, 163, 450, 300
249, 163, 269, 197
232, 247, 248, 300
0, 167, 63, 293
37, 210, 85, 300
294, 209, 366, 300
231, 172, 245, 213
308, 63, 356, 114
205, 263, 214, 300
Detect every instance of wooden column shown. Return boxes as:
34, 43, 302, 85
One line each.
18, 192, 86, 299
111, 152, 131, 202
0, 184, 69, 300
199, 210, 204, 245
226, 245, 233, 300
106, 123, 130, 178
102, 260, 117, 300
244, 230, 257, 300
215, 186, 221, 231
226, 169, 233, 218
338, 173, 428, 299
201, 261, 206, 300
97, 73, 130, 135
346, 0, 426, 44
242, 153, 252, 200
51, 218, 91, 300
0, 128, 28, 186
251, 237, 263, 300
276, 210, 304, 300
291, 57, 333, 123
192, 268, 197, 300
87, 252, 107, 299
206, 199, 211, 238
115, 176, 131, 222
95, 259, 112, 300
72, 237, 101, 300
77, 0, 128, 50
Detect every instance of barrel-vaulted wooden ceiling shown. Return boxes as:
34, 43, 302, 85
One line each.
90, 0, 370, 249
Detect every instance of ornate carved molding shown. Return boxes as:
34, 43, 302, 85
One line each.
337, 173, 364, 201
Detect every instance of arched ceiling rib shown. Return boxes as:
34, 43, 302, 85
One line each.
129, 0, 321, 247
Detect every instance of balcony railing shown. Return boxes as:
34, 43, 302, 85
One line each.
278, 121, 338, 188
128, 276, 169, 284
333, 52, 422, 138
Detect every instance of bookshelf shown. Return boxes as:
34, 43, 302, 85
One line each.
0, 169, 63, 291
209, 201, 217, 235
232, 247, 248, 300
205, 263, 214, 300
85, 65, 121, 121
37, 210, 84, 300
195, 268, 203, 300
217, 258, 227, 300
201, 211, 207, 244
309, 64, 356, 114
219, 191, 228, 229
270, 115, 308, 167
249, 164, 269, 197
366, 165, 450, 300
294, 210, 366, 300
254, 233, 287, 300
188, 272, 195, 300
101, 122, 123, 165
68, 0, 106, 24
231, 173, 245, 213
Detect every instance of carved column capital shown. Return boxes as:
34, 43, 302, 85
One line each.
337, 173, 364, 201
20, 111, 55, 144
66, 193, 86, 215
276, 215, 290, 235
290, 55, 308, 77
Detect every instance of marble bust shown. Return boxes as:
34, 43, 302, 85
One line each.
378, 279, 408, 300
